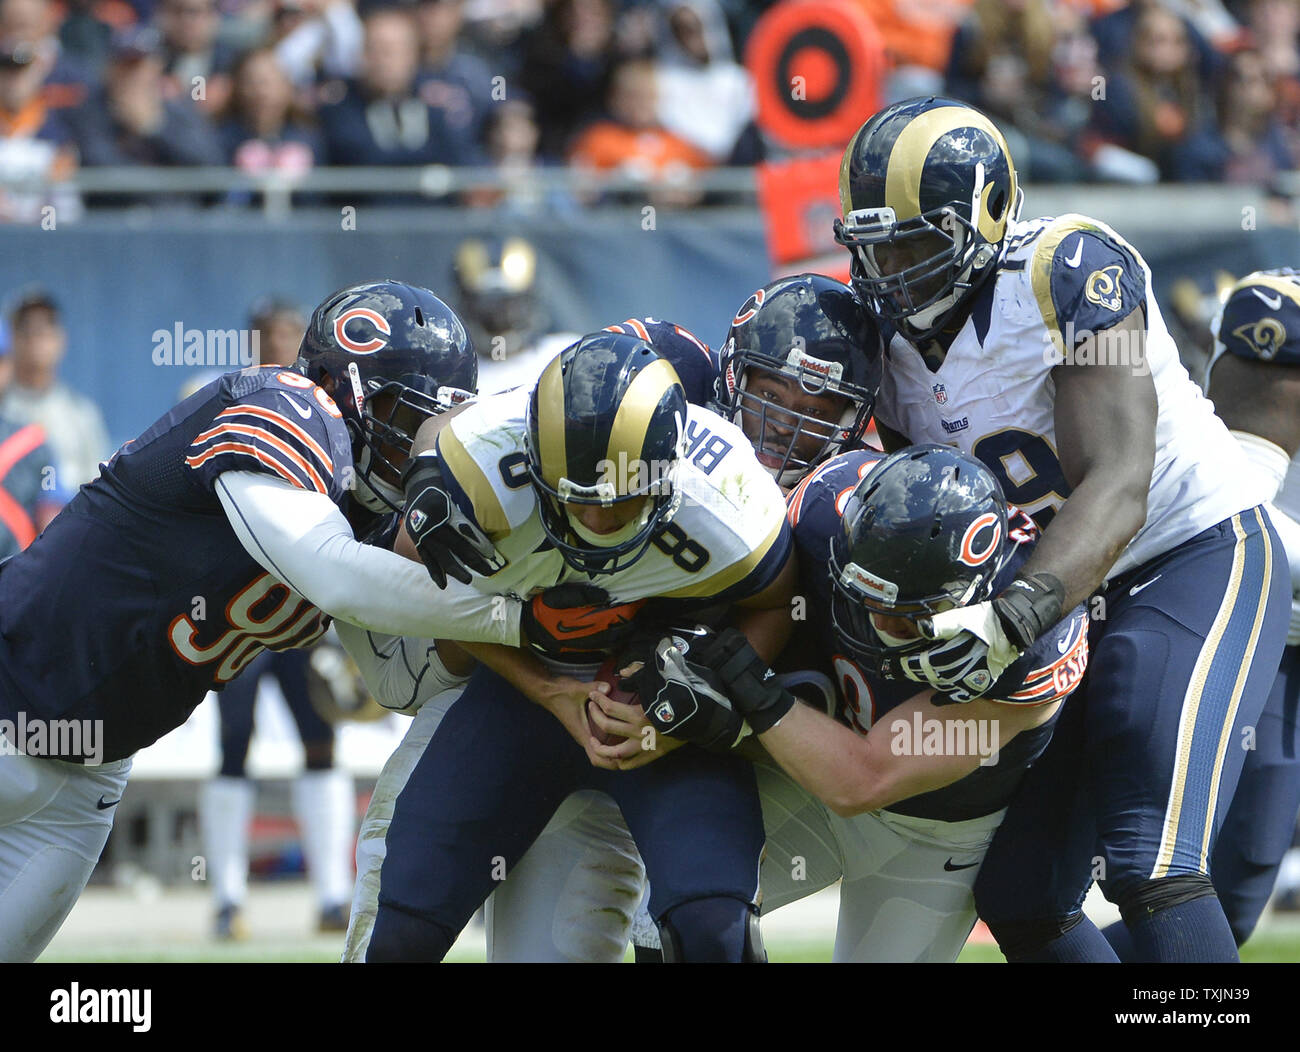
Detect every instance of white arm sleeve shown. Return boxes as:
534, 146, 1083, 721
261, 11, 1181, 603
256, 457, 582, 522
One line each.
215, 470, 521, 645
332, 619, 469, 715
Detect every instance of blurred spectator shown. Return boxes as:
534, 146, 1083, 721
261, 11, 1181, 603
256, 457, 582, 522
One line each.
156, 0, 238, 112
653, 0, 758, 164
851, 0, 974, 100
945, 0, 1081, 180
0, 42, 81, 221
1171, 47, 1296, 182
1, 0, 92, 106
1244, 0, 1300, 155
414, 0, 493, 143
57, 0, 139, 80
249, 294, 305, 364
0, 321, 63, 553
316, 6, 479, 166
1091, 0, 1221, 82
1088, 4, 1208, 179
459, 0, 541, 81
568, 57, 712, 206
0, 288, 108, 487
63, 26, 225, 168
520, 0, 619, 158
220, 46, 320, 171
465, 94, 575, 211
273, 0, 362, 86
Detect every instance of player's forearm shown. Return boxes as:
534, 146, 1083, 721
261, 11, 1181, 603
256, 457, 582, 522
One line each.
333, 620, 468, 715
762, 691, 1033, 816
1018, 472, 1147, 610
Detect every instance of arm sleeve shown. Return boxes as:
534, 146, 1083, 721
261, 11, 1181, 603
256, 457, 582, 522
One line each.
215, 470, 521, 645
332, 619, 468, 715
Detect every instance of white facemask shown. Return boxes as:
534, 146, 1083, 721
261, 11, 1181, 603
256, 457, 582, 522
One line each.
567, 504, 654, 549
353, 446, 403, 513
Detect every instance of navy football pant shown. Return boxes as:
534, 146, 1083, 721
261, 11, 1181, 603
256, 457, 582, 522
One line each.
216, 649, 333, 776
975, 509, 1291, 955
367, 664, 764, 962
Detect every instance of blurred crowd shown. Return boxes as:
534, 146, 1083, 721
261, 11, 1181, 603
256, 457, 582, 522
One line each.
0, 0, 1296, 217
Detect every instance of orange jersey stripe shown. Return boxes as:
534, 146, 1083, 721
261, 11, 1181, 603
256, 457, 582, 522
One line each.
186, 440, 320, 493
193, 422, 329, 493
216, 404, 334, 473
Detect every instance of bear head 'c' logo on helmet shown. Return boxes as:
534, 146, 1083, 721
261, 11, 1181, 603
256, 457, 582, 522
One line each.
828, 444, 1020, 667
834, 97, 1022, 343
295, 279, 478, 514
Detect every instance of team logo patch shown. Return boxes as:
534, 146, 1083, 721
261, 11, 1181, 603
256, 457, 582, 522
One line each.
1231, 317, 1287, 361
932, 383, 948, 406
841, 561, 898, 605
732, 288, 765, 327
963, 669, 993, 693
1084, 265, 1125, 313
407, 509, 427, 531
653, 700, 676, 724
333, 307, 391, 354
958, 513, 1002, 567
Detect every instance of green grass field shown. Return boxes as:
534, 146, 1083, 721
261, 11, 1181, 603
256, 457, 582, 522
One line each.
36, 928, 1300, 964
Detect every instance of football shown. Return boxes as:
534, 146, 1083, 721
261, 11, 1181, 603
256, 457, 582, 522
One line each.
588, 657, 641, 745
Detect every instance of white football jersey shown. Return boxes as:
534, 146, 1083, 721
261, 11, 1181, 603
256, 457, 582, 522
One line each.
875, 213, 1262, 580
476, 333, 581, 395
434, 386, 791, 604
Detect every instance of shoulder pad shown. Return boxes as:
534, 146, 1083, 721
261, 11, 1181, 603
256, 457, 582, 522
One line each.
1215, 271, 1300, 365
1028, 218, 1147, 344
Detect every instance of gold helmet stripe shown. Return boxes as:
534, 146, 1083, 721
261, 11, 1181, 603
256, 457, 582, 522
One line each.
605, 358, 682, 489
838, 137, 857, 215
534, 353, 569, 487
884, 106, 1014, 222
435, 425, 509, 536
1231, 271, 1300, 312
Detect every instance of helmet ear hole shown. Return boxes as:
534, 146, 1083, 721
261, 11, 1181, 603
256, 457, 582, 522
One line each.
415, 306, 425, 326
988, 187, 1006, 222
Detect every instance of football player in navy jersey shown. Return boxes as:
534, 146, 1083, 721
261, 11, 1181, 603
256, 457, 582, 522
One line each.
0, 280, 529, 962
596, 444, 1088, 960
833, 97, 1291, 961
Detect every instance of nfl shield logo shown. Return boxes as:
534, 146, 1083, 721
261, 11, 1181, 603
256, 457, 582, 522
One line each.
933, 383, 948, 406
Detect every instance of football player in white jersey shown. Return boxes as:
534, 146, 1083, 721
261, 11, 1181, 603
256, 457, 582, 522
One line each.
353, 330, 796, 961
339, 318, 734, 963
831, 96, 1291, 961
1099, 269, 1300, 955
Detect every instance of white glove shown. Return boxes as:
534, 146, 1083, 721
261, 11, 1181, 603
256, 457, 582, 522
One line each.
924, 601, 1023, 677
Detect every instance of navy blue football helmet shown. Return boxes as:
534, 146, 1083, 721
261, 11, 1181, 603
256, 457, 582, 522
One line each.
829, 444, 1016, 666
296, 280, 477, 511
834, 97, 1022, 341
1213, 268, 1300, 366
719, 274, 882, 487
603, 317, 718, 407
525, 330, 688, 575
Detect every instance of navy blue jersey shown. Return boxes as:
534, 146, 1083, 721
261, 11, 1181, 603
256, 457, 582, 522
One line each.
604, 318, 720, 408
783, 449, 1090, 821
0, 367, 356, 762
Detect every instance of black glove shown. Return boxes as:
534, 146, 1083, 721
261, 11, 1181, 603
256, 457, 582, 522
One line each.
622, 627, 796, 749
400, 453, 504, 588
520, 583, 644, 657
992, 573, 1066, 650
622, 633, 750, 753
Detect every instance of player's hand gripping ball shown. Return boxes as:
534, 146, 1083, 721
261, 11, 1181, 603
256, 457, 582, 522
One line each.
588, 656, 643, 745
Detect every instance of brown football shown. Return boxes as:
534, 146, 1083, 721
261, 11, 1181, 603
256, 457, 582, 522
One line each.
588, 658, 640, 745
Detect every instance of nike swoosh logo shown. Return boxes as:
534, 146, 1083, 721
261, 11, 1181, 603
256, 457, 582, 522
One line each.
1253, 288, 1284, 311
97, 796, 121, 810
555, 615, 631, 634
1129, 574, 1162, 597
280, 393, 314, 420
944, 858, 979, 871
1064, 238, 1084, 268
1057, 634, 1072, 654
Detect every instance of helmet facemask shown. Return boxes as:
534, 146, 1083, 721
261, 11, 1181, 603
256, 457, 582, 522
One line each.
724, 346, 874, 489
342, 365, 473, 513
